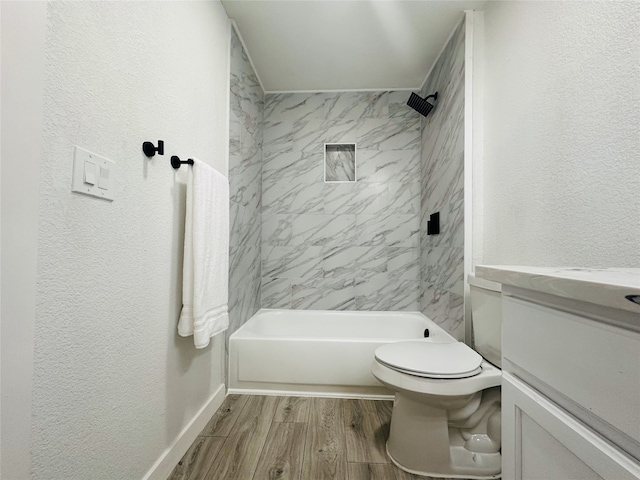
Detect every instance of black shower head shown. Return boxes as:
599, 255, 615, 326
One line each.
407, 91, 438, 117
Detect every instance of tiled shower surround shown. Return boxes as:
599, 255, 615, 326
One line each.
228, 28, 263, 339
228, 22, 466, 336
420, 21, 466, 339
261, 91, 422, 310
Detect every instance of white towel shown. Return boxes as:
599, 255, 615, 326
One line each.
177, 158, 229, 349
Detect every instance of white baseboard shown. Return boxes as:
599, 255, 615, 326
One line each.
227, 387, 394, 401
142, 384, 226, 480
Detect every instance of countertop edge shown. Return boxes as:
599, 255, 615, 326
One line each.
475, 266, 640, 314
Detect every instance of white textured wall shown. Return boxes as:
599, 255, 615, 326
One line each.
31, 2, 229, 478
482, 1, 640, 267
1, 2, 47, 478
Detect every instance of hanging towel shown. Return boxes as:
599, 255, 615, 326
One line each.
177, 158, 229, 349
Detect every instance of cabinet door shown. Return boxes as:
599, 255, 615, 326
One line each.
502, 373, 640, 480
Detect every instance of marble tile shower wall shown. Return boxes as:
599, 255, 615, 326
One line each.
228, 28, 263, 339
419, 21, 466, 339
261, 91, 422, 310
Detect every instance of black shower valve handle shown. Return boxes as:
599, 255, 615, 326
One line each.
142, 140, 164, 158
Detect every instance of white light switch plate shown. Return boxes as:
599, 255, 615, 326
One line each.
71, 146, 115, 201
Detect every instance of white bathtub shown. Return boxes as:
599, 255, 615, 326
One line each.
228, 309, 453, 398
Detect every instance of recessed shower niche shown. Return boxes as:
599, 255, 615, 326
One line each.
324, 143, 356, 182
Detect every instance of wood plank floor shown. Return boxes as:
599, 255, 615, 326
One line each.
168, 394, 447, 480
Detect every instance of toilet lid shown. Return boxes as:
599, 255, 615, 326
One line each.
375, 341, 483, 379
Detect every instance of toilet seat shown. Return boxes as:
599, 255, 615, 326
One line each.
375, 341, 483, 379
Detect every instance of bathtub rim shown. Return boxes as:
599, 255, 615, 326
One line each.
230, 308, 452, 342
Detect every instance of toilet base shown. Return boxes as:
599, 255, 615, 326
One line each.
387, 443, 501, 479
386, 391, 502, 479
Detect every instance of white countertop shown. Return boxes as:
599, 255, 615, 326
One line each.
475, 266, 640, 314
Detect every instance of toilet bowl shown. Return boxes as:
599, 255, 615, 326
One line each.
371, 274, 503, 479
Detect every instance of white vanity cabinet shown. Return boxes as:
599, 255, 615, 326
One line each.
476, 266, 640, 480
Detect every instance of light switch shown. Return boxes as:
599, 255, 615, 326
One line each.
84, 160, 96, 185
98, 166, 110, 190
71, 146, 115, 201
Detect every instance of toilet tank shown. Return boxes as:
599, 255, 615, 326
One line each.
468, 273, 502, 368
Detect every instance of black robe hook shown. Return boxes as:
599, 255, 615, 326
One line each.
142, 140, 164, 157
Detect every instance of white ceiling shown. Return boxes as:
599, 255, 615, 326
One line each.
221, 0, 485, 92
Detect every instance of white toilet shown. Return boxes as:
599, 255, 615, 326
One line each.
371, 274, 503, 479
